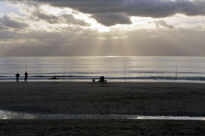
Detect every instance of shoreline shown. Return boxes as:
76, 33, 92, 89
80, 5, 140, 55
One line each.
1, 76, 205, 82
0, 80, 205, 84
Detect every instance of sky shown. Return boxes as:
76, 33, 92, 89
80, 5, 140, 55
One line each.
0, 0, 205, 56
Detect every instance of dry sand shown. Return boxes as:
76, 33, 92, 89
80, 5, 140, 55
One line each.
0, 82, 204, 116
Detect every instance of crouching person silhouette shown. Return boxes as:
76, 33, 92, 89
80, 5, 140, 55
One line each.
98, 76, 107, 83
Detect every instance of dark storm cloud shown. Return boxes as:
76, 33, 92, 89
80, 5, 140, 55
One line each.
0, 16, 28, 29
26, 0, 205, 26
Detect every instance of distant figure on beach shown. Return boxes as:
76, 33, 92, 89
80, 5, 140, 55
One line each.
98, 76, 107, 83
92, 79, 96, 82
15, 73, 20, 82
24, 72, 28, 82
50, 76, 59, 80
99, 76, 105, 82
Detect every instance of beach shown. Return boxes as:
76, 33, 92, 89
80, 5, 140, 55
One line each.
0, 120, 205, 136
0, 82, 205, 115
0, 82, 205, 135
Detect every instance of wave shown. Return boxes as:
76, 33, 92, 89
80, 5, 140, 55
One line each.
1, 70, 205, 76
1, 75, 205, 81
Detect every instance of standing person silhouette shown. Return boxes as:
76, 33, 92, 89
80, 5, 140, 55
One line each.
24, 72, 28, 82
15, 73, 20, 82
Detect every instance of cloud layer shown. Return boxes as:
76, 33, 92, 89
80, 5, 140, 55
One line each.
0, 15, 28, 30
0, 0, 205, 56
32, 0, 205, 26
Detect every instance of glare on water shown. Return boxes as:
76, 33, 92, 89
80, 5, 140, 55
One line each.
0, 56, 205, 82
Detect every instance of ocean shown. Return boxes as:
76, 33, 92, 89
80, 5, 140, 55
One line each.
0, 56, 205, 82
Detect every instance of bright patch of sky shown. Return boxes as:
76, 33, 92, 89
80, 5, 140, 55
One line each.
0, 1, 20, 16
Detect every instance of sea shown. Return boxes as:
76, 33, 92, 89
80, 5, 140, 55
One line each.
0, 56, 205, 82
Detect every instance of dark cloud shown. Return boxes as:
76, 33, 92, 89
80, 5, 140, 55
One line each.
40, 0, 205, 16
0, 16, 28, 29
28, 0, 205, 26
92, 13, 131, 26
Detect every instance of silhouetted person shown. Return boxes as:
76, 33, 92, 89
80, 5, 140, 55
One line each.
51, 76, 58, 80
99, 76, 105, 82
92, 79, 96, 82
24, 72, 28, 82
15, 73, 20, 82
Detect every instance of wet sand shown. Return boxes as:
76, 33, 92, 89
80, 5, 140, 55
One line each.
0, 82, 205, 116
0, 120, 205, 136
0, 82, 205, 135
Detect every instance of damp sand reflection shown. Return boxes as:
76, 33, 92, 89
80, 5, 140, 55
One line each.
0, 110, 205, 120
